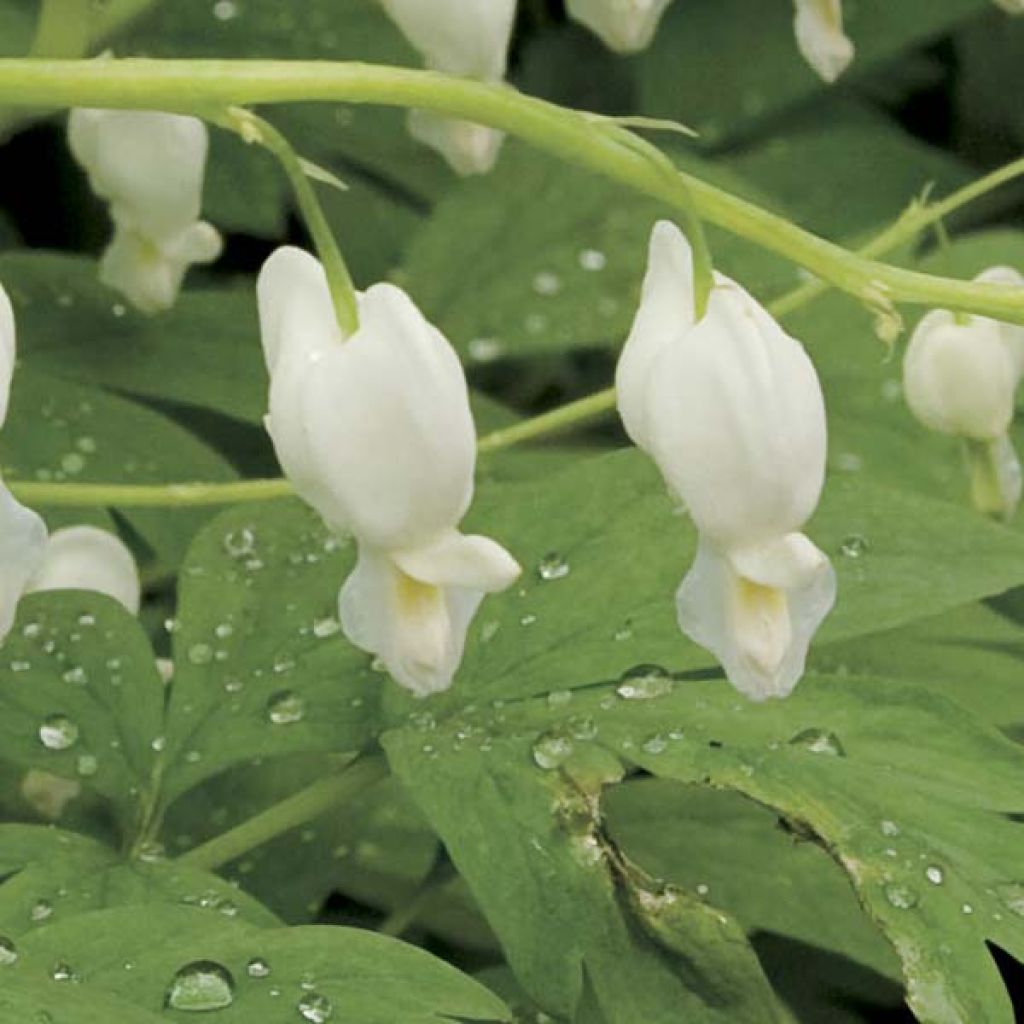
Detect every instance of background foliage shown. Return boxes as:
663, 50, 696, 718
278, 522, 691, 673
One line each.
0, 1, 1023, 1022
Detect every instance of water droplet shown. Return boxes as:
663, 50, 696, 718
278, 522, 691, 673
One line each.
165, 961, 235, 1011
962, 903, 974, 915
883, 883, 919, 910
787, 728, 846, 757
51, 961, 76, 982
76, 613, 96, 627
246, 957, 270, 979
520, 613, 537, 627
214, 622, 234, 640
222, 527, 256, 558
642, 734, 668, 755
39, 715, 78, 751
840, 535, 868, 559
925, 865, 944, 886
61, 666, 87, 686
111, 302, 127, 318
579, 249, 607, 271
187, 643, 214, 666
567, 715, 597, 741
616, 664, 672, 700
76, 436, 97, 454
0, 936, 16, 966
532, 733, 574, 770
537, 552, 570, 582
31, 899, 53, 922
468, 337, 504, 364
532, 271, 562, 296
272, 656, 296, 675
75, 753, 98, 777
266, 691, 305, 725
480, 620, 500, 643
9, 659, 30, 672
212, 0, 238, 19
995, 882, 1024, 916
297, 992, 333, 1023
547, 689, 572, 708
312, 617, 340, 639
880, 819, 901, 837
60, 453, 85, 475
21, 622, 42, 639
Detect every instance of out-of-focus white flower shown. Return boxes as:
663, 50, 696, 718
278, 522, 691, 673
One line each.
378, 0, 517, 175
0, 283, 48, 642
26, 525, 141, 614
257, 247, 520, 697
992, 0, 1024, 14
68, 109, 222, 313
616, 221, 835, 701
903, 266, 1024, 520
21, 770, 81, 822
793, 0, 854, 83
565, 0, 674, 53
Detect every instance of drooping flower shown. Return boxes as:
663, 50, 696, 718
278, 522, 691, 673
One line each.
68, 109, 222, 313
257, 247, 521, 697
616, 221, 836, 701
378, 0, 517, 175
793, 0, 855, 83
27, 525, 141, 614
565, 0, 674, 53
903, 266, 1024, 520
0, 283, 48, 642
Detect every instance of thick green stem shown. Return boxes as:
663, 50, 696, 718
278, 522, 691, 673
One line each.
0, 59, 1022, 323
178, 753, 388, 872
217, 107, 360, 335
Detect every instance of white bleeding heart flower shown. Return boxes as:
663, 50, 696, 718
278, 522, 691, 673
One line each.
793, 0, 855, 83
903, 266, 1024, 520
26, 525, 141, 614
565, 0, 674, 53
378, 0, 517, 175
616, 221, 836, 701
257, 247, 521, 697
0, 283, 48, 642
68, 109, 222, 313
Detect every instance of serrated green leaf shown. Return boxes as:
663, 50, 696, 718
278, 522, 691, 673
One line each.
0, 824, 278, 935
160, 500, 378, 806
14, 904, 511, 1023
0, 591, 162, 829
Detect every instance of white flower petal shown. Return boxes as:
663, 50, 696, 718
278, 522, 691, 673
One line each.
293, 281, 477, 550
677, 535, 836, 701
903, 308, 1018, 441
566, 0, 674, 53
26, 525, 141, 614
793, 0, 855, 83
69, 109, 219, 311
0, 483, 48, 642
339, 544, 480, 697
0, 281, 17, 426
643, 272, 828, 547
393, 529, 521, 591
408, 110, 505, 177
379, 0, 516, 79
992, 0, 1024, 13
616, 220, 696, 450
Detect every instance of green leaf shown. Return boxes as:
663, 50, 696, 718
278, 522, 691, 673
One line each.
13, 904, 511, 1023
726, 100, 973, 241
3, 251, 265, 424
636, 0, 990, 148
0, 980, 166, 1023
0, 824, 279, 933
1, 368, 239, 569
0, 591, 163, 830
603, 779, 899, 980
160, 499, 378, 806
399, 141, 793, 362
390, 670, 1024, 1023
384, 726, 783, 1024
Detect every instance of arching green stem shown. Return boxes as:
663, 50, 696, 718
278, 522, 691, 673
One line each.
0, 59, 1022, 324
